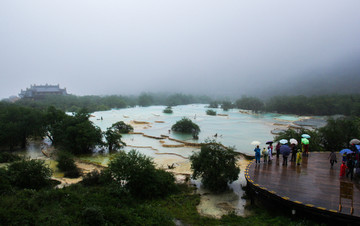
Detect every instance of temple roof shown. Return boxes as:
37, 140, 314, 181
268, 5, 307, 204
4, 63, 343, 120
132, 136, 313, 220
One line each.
19, 84, 67, 98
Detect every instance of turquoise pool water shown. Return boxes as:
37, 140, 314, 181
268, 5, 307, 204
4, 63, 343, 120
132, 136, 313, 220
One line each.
89, 104, 302, 156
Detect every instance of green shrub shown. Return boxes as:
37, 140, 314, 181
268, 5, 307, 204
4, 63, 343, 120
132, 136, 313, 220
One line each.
46, 109, 104, 155
163, 106, 173, 114
235, 96, 264, 112
81, 170, 112, 187
171, 117, 200, 138
110, 121, 134, 133
64, 168, 81, 178
190, 141, 240, 193
57, 151, 81, 178
7, 159, 52, 190
208, 101, 219, 108
0, 152, 22, 163
221, 101, 233, 111
128, 168, 178, 199
206, 109, 217, 116
108, 150, 177, 199
318, 117, 360, 151
132, 204, 173, 225
0, 168, 12, 195
82, 206, 105, 226
104, 128, 125, 151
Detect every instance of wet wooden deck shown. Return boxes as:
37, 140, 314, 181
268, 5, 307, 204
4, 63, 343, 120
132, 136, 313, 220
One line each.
245, 152, 360, 221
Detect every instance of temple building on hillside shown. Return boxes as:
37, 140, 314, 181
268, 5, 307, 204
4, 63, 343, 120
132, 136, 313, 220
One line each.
19, 84, 68, 99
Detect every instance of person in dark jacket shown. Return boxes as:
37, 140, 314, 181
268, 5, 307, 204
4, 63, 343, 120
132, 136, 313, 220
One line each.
328, 151, 337, 168
346, 155, 355, 180
275, 142, 281, 158
280, 144, 291, 166
290, 143, 298, 162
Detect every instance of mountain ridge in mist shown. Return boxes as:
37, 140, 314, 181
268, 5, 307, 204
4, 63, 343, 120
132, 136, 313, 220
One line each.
257, 55, 360, 98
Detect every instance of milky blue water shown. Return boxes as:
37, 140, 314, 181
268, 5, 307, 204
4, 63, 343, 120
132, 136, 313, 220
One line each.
89, 104, 302, 156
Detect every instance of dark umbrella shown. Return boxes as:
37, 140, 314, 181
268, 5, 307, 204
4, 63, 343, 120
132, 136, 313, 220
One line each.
280, 144, 291, 157
266, 141, 273, 145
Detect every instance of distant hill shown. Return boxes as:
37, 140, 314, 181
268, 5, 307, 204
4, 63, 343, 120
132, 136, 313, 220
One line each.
260, 55, 360, 97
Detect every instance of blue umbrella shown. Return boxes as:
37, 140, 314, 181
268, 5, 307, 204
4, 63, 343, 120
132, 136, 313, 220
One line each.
279, 139, 288, 144
302, 134, 311, 138
280, 144, 291, 156
339, 149, 353, 155
356, 145, 360, 152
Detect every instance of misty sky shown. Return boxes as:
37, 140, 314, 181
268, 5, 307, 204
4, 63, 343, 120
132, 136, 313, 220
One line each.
1, 1, 360, 99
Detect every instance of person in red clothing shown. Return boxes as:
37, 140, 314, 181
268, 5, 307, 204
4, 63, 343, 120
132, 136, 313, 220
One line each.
339, 161, 347, 177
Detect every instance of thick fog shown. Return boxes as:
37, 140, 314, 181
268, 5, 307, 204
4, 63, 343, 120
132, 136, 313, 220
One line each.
1, 1, 360, 99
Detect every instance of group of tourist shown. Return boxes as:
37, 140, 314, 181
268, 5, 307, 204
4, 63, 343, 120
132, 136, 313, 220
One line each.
253, 137, 360, 181
253, 135, 310, 166
254, 145, 273, 164
338, 142, 360, 181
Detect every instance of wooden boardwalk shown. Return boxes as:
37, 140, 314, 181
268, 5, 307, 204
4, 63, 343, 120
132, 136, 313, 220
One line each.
245, 152, 360, 223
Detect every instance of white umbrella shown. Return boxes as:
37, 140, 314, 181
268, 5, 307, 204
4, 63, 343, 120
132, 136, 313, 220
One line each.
290, 138, 298, 145
301, 134, 311, 139
349, 138, 360, 145
251, 140, 261, 146
279, 139, 288, 144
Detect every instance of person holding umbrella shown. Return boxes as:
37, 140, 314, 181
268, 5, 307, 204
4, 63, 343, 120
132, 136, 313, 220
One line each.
340, 148, 353, 162
349, 138, 360, 146
301, 136, 310, 157
290, 138, 298, 162
349, 139, 360, 163
350, 143, 358, 155
279, 139, 291, 166
266, 141, 273, 163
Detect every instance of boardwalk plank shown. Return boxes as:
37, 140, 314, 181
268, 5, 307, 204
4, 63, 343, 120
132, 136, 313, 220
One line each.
247, 152, 360, 218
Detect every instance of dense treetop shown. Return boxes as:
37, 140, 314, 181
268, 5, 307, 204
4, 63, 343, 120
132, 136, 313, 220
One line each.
13, 93, 212, 112
274, 116, 360, 152
0, 104, 119, 154
190, 141, 240, 193
171, 117, 200, 138
265, 94, 360, 116
4, 92, 360, 116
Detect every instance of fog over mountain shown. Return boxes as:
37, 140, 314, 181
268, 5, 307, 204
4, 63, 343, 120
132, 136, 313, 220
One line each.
1, 1, 360, 99
258, 54, 360, 98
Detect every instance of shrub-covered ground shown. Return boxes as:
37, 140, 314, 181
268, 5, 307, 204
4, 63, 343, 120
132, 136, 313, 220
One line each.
0, 183, 320, 226
0, 152, 319, 225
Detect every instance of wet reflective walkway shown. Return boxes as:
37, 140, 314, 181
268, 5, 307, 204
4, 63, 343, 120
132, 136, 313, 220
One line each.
246, 152, 360, 218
